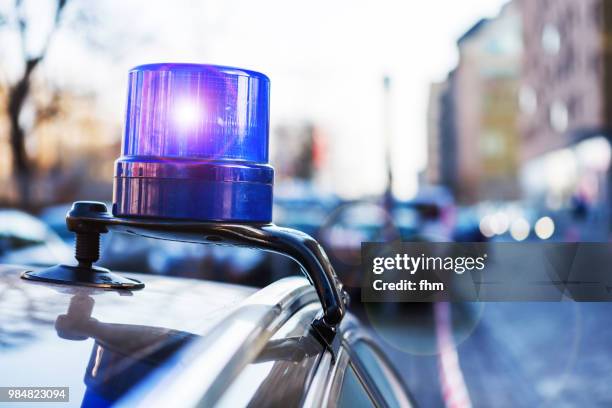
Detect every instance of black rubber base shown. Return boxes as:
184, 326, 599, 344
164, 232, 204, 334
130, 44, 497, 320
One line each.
22, 265, 144, 290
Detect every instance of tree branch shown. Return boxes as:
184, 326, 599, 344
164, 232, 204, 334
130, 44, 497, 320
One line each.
7, 0, 72, 203
38, 0, 69, 59
15, 0, 27, 61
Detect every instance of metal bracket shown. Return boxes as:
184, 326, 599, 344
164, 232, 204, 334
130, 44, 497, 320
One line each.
22, 201, 349, 336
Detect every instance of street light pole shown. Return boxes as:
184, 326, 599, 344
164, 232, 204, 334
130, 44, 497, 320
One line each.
383, 75, 394, 213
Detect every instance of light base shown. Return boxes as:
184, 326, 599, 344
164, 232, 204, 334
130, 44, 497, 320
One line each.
22, 265, 144, 290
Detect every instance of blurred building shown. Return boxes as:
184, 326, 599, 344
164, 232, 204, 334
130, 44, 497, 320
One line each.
519, 0, 612, 237
426, 82, 445, 185
451, 2, 523, 204
272, 122, 327, 182
519, 0, 612, 158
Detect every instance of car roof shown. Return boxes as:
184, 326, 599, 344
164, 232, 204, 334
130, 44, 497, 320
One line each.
0, 264, 264, 406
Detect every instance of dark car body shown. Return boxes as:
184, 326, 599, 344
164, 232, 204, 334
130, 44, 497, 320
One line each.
0, 264, 413, 407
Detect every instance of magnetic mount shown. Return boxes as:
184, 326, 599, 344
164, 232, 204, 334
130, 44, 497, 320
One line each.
22, 202, 144, 290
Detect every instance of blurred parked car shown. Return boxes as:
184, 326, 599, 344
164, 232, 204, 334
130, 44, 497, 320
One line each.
319, 195, 455, 295
453, 207, 487, 242
0, 209, 72, 266
39, 204, 75, 243
39, 204, 269, 282
406, 186, 456, 242
273, 183, 339, 240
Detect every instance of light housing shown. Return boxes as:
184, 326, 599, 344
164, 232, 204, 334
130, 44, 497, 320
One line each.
113, 63, 273, 222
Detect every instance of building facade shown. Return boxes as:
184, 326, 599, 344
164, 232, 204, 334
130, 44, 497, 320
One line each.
519, 0, 612, 238
519, 0, 612, 158
451, 2, 523, 204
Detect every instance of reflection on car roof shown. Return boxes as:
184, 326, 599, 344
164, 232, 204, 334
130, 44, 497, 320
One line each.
0, 264, 257, 407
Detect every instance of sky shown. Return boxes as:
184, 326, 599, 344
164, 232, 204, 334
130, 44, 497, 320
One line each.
2, 0, 508, 199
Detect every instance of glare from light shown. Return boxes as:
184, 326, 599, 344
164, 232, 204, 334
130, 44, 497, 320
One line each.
535, 216, 555, 240
576, 136, 611, 172
479, 215, 496, 238
173, 100, 201, 129
546, 148, 576, 192
492, 211, 509, 235
510, 218, 530, 241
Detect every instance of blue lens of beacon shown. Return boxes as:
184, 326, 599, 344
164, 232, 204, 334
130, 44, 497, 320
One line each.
113, 63, 273, 222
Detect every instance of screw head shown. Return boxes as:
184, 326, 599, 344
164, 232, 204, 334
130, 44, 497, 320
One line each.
69, 201, 109, 218
66, 201, 110, 234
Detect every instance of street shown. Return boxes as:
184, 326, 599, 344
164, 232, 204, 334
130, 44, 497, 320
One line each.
366, 302, 612, 407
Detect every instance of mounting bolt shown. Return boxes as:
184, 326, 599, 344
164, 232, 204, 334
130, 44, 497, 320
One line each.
66, 201, 110, 269
75, 232, 100, 268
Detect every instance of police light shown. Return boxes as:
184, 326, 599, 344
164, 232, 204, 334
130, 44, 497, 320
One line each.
23, 63, 347, 334
113, 63, 273, 223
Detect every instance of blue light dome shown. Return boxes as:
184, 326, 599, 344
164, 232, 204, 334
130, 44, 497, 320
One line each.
113, 63, 274, 222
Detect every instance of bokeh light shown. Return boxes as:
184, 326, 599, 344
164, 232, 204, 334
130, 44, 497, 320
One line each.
535, 216, 555, 240
479, 215, 496, 238
492, 211, 510, 235
510, 217, 530, 241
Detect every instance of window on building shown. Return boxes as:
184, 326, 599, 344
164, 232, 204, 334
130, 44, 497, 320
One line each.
549, 101, 569, 132
541, 23, 561, 55
519, 85, 538, 114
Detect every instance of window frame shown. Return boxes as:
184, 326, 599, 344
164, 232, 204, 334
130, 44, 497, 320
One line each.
304, 321, 414, 408
307, 347, 380, 408
343, 331, 415, 408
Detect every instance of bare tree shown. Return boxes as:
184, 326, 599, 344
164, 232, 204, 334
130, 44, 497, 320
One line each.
3, 0, 70, 205
0, 0, 214, 206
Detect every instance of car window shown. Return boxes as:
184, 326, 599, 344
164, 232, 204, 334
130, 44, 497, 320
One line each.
351, 340, 412, 408
338, 363, 375, 408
